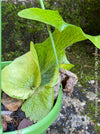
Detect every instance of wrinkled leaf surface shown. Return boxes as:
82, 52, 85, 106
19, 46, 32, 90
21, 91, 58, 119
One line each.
21, 86, 54, 122
2, 51, 41, 100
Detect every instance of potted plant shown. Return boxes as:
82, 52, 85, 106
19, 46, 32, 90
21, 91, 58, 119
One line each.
1, 0, 100, 134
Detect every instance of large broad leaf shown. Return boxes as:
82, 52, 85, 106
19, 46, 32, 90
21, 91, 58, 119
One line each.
21, 86, 54, 122
1, 51, 41, 100
18, 8, 67, 32
18, 8, 100, 49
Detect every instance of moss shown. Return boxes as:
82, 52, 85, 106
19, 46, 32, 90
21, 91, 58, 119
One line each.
2, 1, 48, 61
84, 100, 100, 133
66, 42, 100, 86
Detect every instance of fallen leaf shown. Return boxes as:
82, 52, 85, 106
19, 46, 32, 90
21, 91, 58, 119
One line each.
1, 117, 7, 132
2, 114, 13, 123
1, 93, 23, 111
60, 68, 78, 95
17, 118, 33, 130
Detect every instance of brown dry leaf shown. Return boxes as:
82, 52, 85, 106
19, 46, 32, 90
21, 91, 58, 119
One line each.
2, 114, 13, 123
1, 117, 7, 132
60, 68, 78, 95
53, 69, 78, 99
1, 93, 23, 111
17, 118, 33, 130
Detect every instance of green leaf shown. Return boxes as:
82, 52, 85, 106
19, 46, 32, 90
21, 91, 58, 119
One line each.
18, 8, 100, 49
1, 61, 12, 70
59, 64, 74, 70
30, 41, 59, 87
30, 41, 39, 65
46, 67, 59, 87
1, 51, 41, 100
34, 25, 99, 86
21, 86, 54, 122
18, 8, 67, 31
84, 34, 100, 49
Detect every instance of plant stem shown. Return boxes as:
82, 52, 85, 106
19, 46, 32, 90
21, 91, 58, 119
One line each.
39, 0, 45, 10
39, 0, 59, 72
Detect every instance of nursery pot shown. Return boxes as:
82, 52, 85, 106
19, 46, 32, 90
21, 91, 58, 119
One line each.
1, 61, 62, 134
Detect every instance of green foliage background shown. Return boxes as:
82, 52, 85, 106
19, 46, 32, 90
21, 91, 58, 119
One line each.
2, 1, 48, 61
2, 0, 100, 61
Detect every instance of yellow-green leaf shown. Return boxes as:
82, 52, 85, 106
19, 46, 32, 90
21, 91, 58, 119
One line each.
1, 51, 41, 100
22, 86, 54, 122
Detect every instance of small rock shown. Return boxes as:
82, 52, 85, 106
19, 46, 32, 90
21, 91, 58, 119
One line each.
77, 84, 82, 87
86, 131, 90, 134
88, 80, 95, 85
2, 115, 13, 123
50, 129, 58, 134
1, 118, 7, 132
71, 87, 87, 101
1, 111, 13, 115
90, 121, 94, 126
17, 118, 33, 130
1, 104, 5, 110
97, 99, 100, 102
70, 114, 90, 128
63, 95, 86, 110
1, 93, 23, 111
86, 92, 97, 100
82, 129, 85, 132
47, 128, 50, 134
97, 123, 100, 126
7, 123, 16, 131
17, 109, 26, 119
1, 111, 13, 123
63, 128, 68, 133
